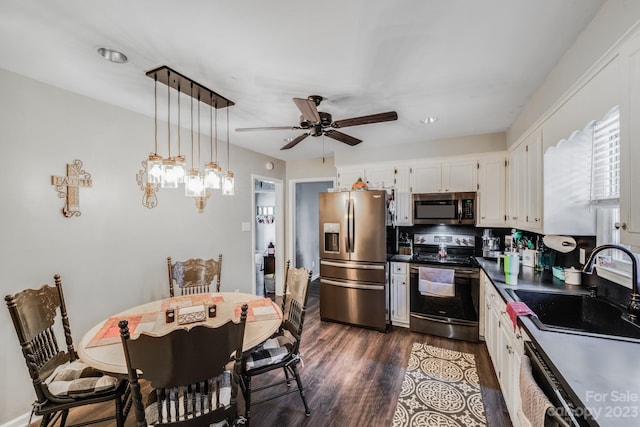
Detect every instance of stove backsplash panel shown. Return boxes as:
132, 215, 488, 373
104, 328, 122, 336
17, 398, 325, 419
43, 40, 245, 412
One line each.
394, 225, 595, 269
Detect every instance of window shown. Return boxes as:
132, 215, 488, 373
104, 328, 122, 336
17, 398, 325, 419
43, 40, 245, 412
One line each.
590, 106, 636, 287
590, 105, 620, 202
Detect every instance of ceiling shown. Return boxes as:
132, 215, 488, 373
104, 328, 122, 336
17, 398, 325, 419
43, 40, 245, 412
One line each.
0, 0, 605, 162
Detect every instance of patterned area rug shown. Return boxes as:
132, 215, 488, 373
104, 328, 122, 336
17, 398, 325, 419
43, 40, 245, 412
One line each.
392, 343, 487, 427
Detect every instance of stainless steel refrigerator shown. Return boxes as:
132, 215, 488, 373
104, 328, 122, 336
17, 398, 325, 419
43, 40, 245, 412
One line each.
319, 190, 388, 331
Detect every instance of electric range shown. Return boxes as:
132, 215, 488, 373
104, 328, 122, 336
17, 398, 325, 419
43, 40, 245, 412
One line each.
409, 233, 480, 342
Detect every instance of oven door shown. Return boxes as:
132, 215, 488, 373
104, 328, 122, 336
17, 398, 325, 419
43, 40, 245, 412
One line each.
409, 264, 480, 342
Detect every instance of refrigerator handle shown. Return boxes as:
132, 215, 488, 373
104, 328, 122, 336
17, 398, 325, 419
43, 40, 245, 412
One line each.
345, 197, 352, 253
349, 197, 355, 253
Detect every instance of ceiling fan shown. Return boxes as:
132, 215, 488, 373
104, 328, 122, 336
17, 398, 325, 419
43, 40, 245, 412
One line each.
235, 95, 398, 150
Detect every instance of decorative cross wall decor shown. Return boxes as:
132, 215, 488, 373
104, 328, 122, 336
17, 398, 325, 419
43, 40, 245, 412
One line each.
51, 159, 92, 218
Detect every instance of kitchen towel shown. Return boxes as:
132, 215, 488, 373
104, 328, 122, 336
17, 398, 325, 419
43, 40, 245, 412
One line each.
506, 301, 537, 332
418, 267, 455, 297
520, 355, 554, 427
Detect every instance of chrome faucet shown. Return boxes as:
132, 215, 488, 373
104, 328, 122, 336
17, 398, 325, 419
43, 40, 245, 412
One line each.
581, 244, 640, 323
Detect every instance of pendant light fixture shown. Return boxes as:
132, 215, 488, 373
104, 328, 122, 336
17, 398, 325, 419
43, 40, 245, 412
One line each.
174, 83, 186, 183
222, 101, 234, 196
185, 85, 205, 197
161, 69, 178, 189
138, 65, 235, 209
147, 75, 163, 184
204, 94, 222, 189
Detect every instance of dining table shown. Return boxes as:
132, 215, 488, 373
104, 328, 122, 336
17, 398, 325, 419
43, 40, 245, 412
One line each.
78, 292, 282, 376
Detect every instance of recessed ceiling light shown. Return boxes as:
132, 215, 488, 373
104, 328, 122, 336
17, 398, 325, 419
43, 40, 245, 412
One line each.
97, 47, 128, 64
284, 137, 294, 142
420, 116, 438, 124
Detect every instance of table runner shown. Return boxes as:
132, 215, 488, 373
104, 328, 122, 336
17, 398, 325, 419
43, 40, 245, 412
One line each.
85, 312, 159, 348
234, 298, 282, 322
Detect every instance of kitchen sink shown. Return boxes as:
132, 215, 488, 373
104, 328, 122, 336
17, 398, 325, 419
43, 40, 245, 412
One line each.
507, 289, 640, 342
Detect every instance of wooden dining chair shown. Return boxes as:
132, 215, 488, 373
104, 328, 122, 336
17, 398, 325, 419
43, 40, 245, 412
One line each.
119, 304, 249, 426
240, 261, 312, 424
167, 254, 223, 297
4, 274, 131, 427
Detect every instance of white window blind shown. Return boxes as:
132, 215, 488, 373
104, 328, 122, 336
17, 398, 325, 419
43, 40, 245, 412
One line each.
591, 106, 620, 202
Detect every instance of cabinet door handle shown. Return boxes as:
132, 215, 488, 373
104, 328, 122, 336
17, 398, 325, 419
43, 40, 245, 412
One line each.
615, 222, 628, 230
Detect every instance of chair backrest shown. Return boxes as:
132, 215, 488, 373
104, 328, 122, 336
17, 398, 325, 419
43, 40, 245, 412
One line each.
281, 262, 312, 353
119, 305, 248, 426
5, 275, 75, 403
167, 254, 223, 297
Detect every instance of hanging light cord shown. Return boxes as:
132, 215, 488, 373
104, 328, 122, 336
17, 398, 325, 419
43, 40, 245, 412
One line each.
210, 94, 213, 162
166, 70, 171, 158
154, 76, 158, 154
215, 103, 218, 163
226, 102, 230, 171
198, 96, 201, 167
177, 83, 181, 156
190, 83, 194, 169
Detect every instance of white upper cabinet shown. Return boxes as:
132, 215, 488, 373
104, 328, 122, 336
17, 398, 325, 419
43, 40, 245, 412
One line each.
410, 162, 441, 193
527, 132, 543, 231
442, 159, 478, 193
364, 165, 396, 190
620, 33, 640, 250
394, 166, 412, 226
336, 166, 365, 190
410, 159, 476, 193
507, 130, 542, 232
336, 165, 396, 191
477, 154, 507, 227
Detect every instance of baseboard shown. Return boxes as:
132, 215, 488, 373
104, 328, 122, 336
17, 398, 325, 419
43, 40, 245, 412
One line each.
1, 411, 39, 427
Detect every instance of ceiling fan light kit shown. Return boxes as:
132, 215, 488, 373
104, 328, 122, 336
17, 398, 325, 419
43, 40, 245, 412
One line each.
236, 95, 398, 150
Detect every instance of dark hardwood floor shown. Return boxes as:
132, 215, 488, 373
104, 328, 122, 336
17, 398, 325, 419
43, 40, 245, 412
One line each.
45, 279, 512, 427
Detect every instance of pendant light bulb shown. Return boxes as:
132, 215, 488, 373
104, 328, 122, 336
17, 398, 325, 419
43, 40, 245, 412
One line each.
147, 154, 163, 184
185, 169, 205, 197
161, 158, 178, 188
222, 171, 234, 196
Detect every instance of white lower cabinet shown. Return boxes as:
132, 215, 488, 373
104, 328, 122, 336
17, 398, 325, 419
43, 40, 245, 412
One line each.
390, 262, 409, 327
484, 277, 529, 426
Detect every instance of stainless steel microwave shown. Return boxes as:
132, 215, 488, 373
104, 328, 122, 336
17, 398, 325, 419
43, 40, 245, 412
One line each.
411, 192, 477, 225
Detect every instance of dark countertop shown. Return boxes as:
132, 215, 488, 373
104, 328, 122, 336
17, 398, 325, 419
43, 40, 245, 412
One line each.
476, 257, 640, 427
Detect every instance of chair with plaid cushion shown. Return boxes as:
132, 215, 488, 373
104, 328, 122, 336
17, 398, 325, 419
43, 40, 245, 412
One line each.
240, 261, 312, 425
5, 274, 130, 427
119, 304, 249, 427
167, 254, 223, 297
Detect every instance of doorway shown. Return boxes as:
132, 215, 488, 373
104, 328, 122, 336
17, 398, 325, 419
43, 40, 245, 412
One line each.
287, 178, 334, 280
252, 176, 284, 296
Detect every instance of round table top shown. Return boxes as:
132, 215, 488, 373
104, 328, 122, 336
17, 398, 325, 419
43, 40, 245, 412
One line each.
78, 292, 282, 376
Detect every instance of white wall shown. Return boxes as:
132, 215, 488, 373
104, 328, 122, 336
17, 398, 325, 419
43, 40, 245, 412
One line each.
0, 68, 285, 424
508, 0, 640, 146
334, 132, 506, 166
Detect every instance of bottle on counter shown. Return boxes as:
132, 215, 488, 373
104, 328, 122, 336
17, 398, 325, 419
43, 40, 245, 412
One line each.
267, 241, 275, 256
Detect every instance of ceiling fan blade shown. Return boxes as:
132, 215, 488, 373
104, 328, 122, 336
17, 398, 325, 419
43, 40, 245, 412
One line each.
281, 133, 310, 150
293, 98, 321, 123
235, 126, 301, 132
332, 111, 398, 128
324, 130, 362, 146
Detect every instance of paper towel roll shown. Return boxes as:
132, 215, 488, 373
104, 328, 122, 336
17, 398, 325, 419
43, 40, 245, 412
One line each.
543, 235, 577, 253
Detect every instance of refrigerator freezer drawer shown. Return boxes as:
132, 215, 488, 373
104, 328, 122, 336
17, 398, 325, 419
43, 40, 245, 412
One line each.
320, 259, 386, 283
320, 279, 387, 331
